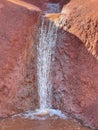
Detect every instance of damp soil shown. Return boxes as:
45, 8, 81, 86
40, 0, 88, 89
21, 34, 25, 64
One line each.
0, 116, 91, 130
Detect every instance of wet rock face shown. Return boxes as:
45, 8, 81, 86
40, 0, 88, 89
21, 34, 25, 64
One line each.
51, 0, 98, 129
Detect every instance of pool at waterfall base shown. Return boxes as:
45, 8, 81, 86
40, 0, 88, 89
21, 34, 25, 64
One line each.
0, 113, 91, 130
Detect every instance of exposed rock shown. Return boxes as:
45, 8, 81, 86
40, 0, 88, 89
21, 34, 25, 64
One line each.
0, 0, 48, 117
50, 0, 98, 129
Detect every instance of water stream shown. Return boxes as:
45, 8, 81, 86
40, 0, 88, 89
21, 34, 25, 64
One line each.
36, 2, 66, 116
37, 13, 60, 111
37, 17, 56, 110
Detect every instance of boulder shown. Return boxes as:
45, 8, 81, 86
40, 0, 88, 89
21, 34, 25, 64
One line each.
0, 0, 47, 117
51, 0, 98, 129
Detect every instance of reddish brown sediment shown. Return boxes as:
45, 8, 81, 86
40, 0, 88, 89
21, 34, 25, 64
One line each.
0, 116, 91, 130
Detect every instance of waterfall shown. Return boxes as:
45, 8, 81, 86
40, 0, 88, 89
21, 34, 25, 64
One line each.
37, 17, 59, 111
36, 3, 66, 114
36, 3, 61, 112
16, 3, 66, 119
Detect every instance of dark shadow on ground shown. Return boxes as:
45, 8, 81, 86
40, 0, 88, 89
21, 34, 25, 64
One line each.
48, 0, 71, 8
48, 0, 71, 4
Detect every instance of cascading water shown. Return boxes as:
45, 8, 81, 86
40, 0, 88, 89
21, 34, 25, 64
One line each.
37, 16, 59, 111
15, 3, 66, 119
36, 3, 65, 114
33, 3, 67, 118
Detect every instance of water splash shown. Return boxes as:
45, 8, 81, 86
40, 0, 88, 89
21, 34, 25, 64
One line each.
13, 109, 66, 120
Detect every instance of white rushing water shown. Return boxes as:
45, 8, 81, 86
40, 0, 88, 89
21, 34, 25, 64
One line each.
37, 17, 58, 110
37, 3, 61, 111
